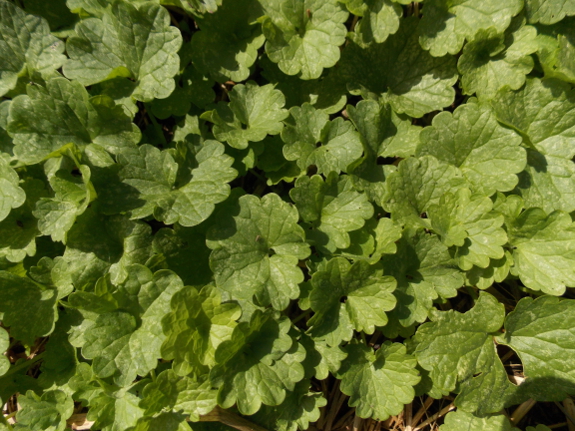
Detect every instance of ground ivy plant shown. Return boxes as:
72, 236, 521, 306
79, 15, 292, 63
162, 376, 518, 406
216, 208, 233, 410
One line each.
0, 0, 575, 430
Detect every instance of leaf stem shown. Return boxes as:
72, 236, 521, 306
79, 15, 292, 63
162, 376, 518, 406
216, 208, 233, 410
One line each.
145, 104, 168, 147
3, 352, 45, 378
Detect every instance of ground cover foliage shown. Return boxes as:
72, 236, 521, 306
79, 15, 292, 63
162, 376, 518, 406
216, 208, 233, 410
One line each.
1, 0, 575, 430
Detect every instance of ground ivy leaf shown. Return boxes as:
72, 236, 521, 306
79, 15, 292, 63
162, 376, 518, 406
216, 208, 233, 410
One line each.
290, 174, 373, 252
497, 296, 575, 400
152, 224, 212, 286
417, 102, 525, 196
260, 0, 348, 80
0, 327, 8, 376
57, 210, 153, 289
383, 155, 465, 227
439, 410, 518, 431
427, 188, 508, 270
465, 250, 514, 290
524, 0, 575, 24
507, 208, 575, 295
87, 389, 145, 431
382, 228, 464, 327
337, 17, 458, 118
281, 103, 363, 175
491, 78, 575, 213
535, 17, 575, 84
343, 0, 402, 46
16, 390, 74, 431
128, 412, 191, 431
7, 77, 140, 164
418, 0, 523, 57
413, 292, 505, 397
260, 57, 347, 115
117, 141, 236, 227
0, 100, 12, 155
337, 341, 420, 420
82, 265, 185, 386
250, 380, 327, 431
201, 82, 288, 150
190, 0, 263, 82
140, 369, 217, 421
0, 153, 25, 222
308, 257, 396, 346
207, 193, 310, 311
0, 1, 65, 96
0, 271, 58, 345
64, 1, 182, 102
210, 311, 305, 415
34, 158, 95, 243
161, 285, 241, 377
347, 100, 420, 203
459, 21, 538, 100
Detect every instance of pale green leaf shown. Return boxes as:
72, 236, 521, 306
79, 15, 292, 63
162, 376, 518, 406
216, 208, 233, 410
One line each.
0, 327, 9, 376
524, 0, 575, 24
439, 410, 517, 431
161, 285, 241, 376
260, 0, 348, 79
0, 1, 65, 96
308, 257, 396, 346
344, 0, 402, 46
201, 82, 288, 150
337, 17, 458, 117
417, 102, 525, 196
7, 77, 140, 164
64, 1, 182, 102
281, 103, 363, 175
16, 390, 74, 431
337, 341, 420, 420
207, 193, 310, 311
418, 0, 523, 56
507, 208, 575, 295
0, 153, 25, 222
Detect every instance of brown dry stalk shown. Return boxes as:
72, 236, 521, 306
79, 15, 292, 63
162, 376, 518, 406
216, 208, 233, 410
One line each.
412, 403, 455, 431
510, 398, 536, 425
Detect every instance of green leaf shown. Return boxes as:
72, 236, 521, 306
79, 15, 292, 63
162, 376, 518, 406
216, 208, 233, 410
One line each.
439, 410, 517, 431
507, 208, 575, 295
129, 412, 192, 431
413, 292, 505, 397
0, 153, 25, 222
497, 296, 575, 401
82, 265, 185, 386
417, 102, 525, 196
0, 1, 65, 96
140, 369, 217, 421
524, 0, 575, 24
19, 0, 76, 31
33, 158, 95, 243
290, 174, 373, 252
535, 17, 575, 84
87, 388, 145, 431
491, 78, 575, 213
417, 0, 523, 57
464, 250, 514, 290
0, 100, 12, 155
337, 17, 458, 117
115, 141, 236, 227
64, 1, 182, 102
7, 77, 140, 164
0, 327, 9, 377
152, 224, 212, 286
307, 257, 396, 346
56, 210, 153, 289
344, 0, 403, 46
0, 271, 58, 345
458, 22, 538, 100
260, 0, 348, 80
337, 341, 420, 420
250, 380, 326, 431
16, 390, 74, 431
383, 155, 464, 226
207, 193, 310, 311
190, 0, 264, 82
382, 228, 464, 327
427, 188, 508, 270
161, 285, 241, 376
281, 103, 363, 175
210, 311, 305, 415
201, 82, 288, 150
